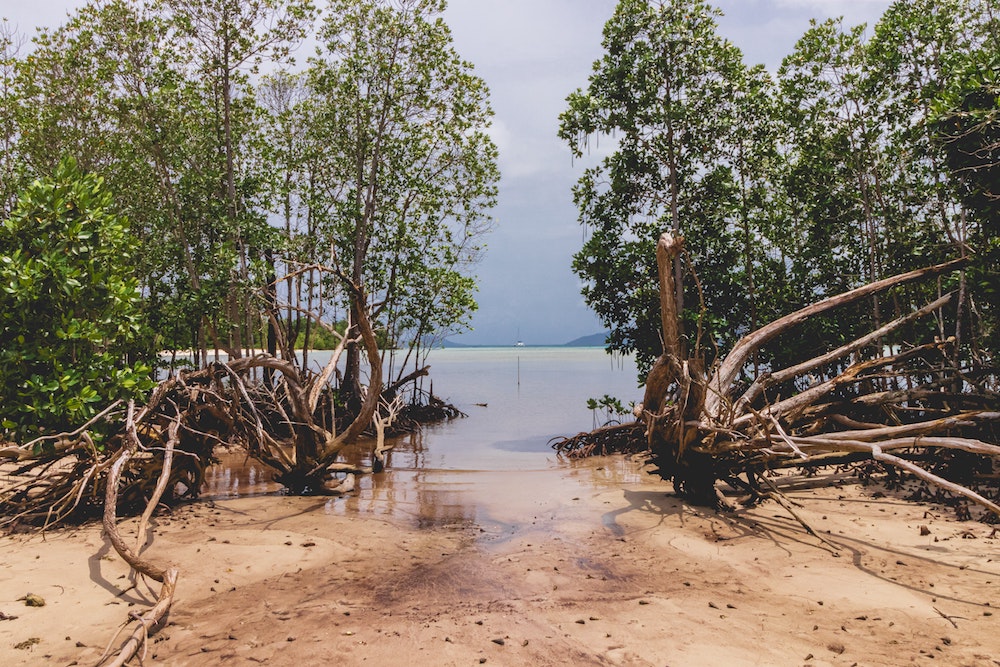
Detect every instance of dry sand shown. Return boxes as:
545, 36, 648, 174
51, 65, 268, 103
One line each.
2, 457, 999, 666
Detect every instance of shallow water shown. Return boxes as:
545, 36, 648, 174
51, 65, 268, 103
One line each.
202, 347, 647, 529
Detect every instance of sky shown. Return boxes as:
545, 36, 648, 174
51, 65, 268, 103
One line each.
3, 0, 896, 345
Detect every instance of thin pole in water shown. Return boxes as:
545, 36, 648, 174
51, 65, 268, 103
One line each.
517, 355, 520, 387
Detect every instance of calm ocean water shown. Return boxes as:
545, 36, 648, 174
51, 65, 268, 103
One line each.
204, 346, 647, 528
388, 346, 640, 470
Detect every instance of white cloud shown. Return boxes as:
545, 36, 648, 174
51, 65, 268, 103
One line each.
445, 1, 617, 184
713, 0, 893, 69
446, 0, 616, 68
1, 0, 86, 34
770, 0, 894, 22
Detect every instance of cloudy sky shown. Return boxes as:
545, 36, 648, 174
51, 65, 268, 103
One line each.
5, 0, 895, 345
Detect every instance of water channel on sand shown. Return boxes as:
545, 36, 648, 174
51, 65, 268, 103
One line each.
202, 346, 646, 531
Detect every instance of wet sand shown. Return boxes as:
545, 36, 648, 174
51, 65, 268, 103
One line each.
2, 453, 999, 666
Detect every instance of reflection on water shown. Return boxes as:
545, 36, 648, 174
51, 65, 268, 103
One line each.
202, 347, 648, 530
202, 449, 283, 498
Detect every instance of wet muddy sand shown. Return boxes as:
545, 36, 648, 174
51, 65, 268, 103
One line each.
2, 349, 999, 665
2, 454, 999, 666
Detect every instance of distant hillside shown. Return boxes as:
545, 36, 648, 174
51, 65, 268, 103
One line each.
439, 338, 477, 348
563, 332, 609, 347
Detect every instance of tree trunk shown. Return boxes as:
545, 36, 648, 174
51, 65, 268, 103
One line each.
341, 297, 365, 417
558, 236, 998, 521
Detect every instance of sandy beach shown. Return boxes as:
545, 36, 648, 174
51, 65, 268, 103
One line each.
2, 454, 998, 667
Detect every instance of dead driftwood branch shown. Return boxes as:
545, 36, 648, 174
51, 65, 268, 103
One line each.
0, 281, 421, 663
556, 231, 999, 525
0, 253, 470, 667
96, 402, 179, 667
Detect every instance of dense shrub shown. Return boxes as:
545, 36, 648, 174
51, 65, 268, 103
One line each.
0, 158, 153, 442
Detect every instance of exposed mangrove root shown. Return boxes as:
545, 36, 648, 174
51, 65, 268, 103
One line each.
0, 275, 456, 662
556, 232, 1000, 528
552, 422, 647, 458
96, 401, 179, 667
396, 388, 467, 428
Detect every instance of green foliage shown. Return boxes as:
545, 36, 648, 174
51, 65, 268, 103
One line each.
6, 0, 318, 360
0, 20, 25, 216
0, 0, 491, 390
292, 319, 347, 350
932, 40, 1000, 355
0, 158, 154, 440
303, 0, 498, 382
560, 0, 764, 377
565, 0, 998, 384
587, 394, 632, 428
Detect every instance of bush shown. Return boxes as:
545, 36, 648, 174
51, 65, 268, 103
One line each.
0, 158, 154, 442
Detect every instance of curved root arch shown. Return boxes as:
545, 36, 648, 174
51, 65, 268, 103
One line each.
557, 232, 1000, 523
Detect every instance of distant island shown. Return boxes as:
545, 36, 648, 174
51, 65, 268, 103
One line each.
439, 331, 609, 348
439, 338, 476, 348
561, 332, 609, 347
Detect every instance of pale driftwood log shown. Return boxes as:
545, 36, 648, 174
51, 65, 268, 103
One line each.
0, 401, 122, 462
372, 396, 403, 473
556, 241, 999, 527
638, 232, 686, 417
870, 444, 1000, 516
799, 412, 1000, 443
730, 340, 952, 431
312, 282, 384, 471
733, 292, 955, 414
307, 326, 352, 414
658, 232, 684, 362
703, 257, 969, 422
719, 431, 1000, 459
98, 403, 178, 667
325, 473, 356, 494
134, 417, 181, 553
